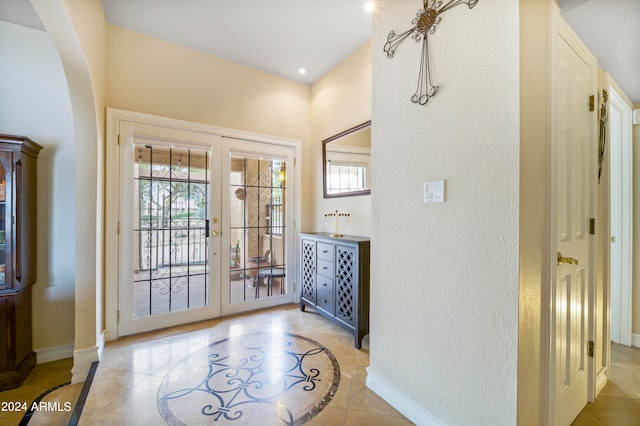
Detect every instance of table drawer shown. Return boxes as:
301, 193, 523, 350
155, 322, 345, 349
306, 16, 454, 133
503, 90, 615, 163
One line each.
316, 274, 334, 294
316, 258, 334, 279
316, 292, 334, 315
317, 242, 335, 261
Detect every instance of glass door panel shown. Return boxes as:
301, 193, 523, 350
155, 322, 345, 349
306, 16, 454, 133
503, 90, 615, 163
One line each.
133, 144, 210, 317
223, 140, 294, 316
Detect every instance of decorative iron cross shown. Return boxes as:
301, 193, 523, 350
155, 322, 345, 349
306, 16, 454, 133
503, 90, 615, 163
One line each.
384, 0, 479, 105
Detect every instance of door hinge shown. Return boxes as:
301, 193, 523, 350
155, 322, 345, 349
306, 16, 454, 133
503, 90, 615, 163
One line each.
117, 134, 121, 145
117, 222, 121, 234
117, 310, 120, 323
589, 95, 595, 112
589, 218, 595, 235
293, 282, 296, 293
588, 340, 595, 358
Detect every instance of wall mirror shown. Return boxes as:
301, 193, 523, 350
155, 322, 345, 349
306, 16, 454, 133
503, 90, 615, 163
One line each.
322, 121, 371, 198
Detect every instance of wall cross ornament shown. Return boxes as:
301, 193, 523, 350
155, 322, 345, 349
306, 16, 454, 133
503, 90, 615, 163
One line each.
384, 0, 479, 105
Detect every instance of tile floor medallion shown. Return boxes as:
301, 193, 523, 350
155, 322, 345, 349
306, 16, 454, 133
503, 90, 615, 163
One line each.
157, 332, 340, 425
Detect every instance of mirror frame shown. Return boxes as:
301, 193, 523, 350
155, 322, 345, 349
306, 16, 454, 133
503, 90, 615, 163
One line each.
322, 120, 371, 198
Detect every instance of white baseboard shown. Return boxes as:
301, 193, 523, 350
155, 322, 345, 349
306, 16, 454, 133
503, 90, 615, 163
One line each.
71, 331, 104, 384
633, 333, 640, 348
595, 366, 608, 397
35, 344, 74, 364
366, 367, 447, 426
71, 346, 99, 384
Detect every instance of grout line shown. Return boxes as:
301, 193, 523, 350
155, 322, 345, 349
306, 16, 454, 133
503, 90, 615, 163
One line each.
67, 361, 99, 426
19, 381, 72, 426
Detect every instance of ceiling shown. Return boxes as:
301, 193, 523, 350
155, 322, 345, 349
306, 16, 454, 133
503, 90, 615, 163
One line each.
0, 0, 638, 102
557, 0, 640, 103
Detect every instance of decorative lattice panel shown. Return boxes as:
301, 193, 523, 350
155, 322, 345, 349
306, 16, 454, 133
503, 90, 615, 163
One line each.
336, 247, 355, 326
301, 241, 316, 303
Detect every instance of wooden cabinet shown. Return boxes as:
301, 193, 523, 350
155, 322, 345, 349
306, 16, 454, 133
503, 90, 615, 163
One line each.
0, 134, 42, 391
300, 233, 370, 348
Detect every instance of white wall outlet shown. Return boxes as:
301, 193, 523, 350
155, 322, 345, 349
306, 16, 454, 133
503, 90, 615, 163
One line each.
424, 180, 445, 203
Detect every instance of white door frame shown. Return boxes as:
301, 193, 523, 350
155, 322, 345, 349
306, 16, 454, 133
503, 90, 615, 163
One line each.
607, 80, 633, 348
105, 108, 302, 341
546, 9, 599, 425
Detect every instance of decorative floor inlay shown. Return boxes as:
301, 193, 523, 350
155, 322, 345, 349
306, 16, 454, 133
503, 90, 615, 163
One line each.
158, 332, 340, 425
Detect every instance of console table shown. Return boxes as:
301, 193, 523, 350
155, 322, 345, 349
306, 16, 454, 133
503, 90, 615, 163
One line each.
299, 233, 370, 348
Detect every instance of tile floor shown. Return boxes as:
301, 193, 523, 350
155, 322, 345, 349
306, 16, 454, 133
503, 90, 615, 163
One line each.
79, 304, 412, 425
0, 357, 82, 426
572, 343, 640, 425
4, 307, 639, 425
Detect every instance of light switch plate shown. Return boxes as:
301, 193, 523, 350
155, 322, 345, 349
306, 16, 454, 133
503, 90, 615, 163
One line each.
424, 180, 445, 203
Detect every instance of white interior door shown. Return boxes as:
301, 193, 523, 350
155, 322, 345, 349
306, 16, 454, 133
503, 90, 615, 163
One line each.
117, 121, 222, 336
552, 25, 596, 426
608, 86, 633, 346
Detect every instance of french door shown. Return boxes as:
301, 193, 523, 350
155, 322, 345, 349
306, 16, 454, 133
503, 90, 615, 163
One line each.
220, 138, 295, 316
116, 121, 295, 336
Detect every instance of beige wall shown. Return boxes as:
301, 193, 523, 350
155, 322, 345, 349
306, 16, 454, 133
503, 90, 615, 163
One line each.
371, 1, 519, 424
518, 0, 552, 422
106, 24, 313, 231
106, 24, 310, 141
31, 0, 107, 382
0, 21, 76, 360
310, 41, 372, 237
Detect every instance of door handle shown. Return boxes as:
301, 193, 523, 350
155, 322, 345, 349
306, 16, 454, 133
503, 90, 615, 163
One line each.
211, 230, 219, 237
557, 252, 579, 266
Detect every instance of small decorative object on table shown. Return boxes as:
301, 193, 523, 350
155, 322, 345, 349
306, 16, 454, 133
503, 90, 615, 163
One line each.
324, 210, 350, 237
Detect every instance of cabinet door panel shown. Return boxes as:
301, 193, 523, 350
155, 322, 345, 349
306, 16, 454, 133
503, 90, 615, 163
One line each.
301, 239, 316, 303
0, 153, 11, 292
335, 245, 356, 327
0, 297, 13, 371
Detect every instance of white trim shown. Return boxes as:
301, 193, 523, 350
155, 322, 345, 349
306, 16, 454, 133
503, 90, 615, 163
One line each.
632, 333, 640, 348
595, 366, 608, 397
71, 344, 100, 384
35, 344, 74, 364
608, 81, 634, 348
366, 368, 447, 426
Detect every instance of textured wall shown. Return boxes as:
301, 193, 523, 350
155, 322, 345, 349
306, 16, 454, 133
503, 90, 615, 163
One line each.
370, 1, 520, 424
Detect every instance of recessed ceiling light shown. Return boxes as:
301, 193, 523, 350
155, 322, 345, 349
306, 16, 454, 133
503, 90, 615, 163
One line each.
365, 2, 374, 12
298, 67, 307, 75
